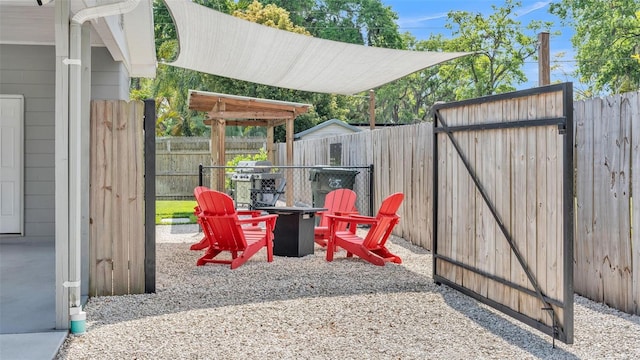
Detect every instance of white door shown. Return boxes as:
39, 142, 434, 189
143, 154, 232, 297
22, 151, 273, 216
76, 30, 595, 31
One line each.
0, 95, 24, 234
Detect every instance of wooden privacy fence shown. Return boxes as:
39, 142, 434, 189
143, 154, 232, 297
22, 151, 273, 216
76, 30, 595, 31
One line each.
156, 136, 265, 199
284, 89, 639, 319
574, 91, 639, 315
276, 123, 433, 248
89, 100, 145, 296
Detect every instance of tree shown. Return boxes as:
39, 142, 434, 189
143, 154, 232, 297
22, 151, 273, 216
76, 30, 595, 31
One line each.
233, 1, 311, 34
442, 0, 552, 99
550, 0, 640, 94
372, 34, 462, 124
371, 0, 551, 124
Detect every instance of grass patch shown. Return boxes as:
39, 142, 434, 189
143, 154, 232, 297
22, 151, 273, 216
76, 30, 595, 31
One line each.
156, 200, 198, 224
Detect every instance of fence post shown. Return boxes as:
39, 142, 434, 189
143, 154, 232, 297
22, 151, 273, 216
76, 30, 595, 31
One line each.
198, 164, 203, 187
369, 164, 374, 216
143, 99, 156, 294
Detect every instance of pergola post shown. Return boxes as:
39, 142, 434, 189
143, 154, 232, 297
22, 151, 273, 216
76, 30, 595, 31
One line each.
286, 118, 294, 206
216, 118, 226, 192
266, 125, 275, 164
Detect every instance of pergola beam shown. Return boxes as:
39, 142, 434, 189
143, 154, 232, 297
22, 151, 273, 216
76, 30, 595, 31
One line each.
207, 110, 295, 120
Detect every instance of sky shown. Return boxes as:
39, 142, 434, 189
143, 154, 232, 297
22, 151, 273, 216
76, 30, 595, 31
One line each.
381, 0, 579, 90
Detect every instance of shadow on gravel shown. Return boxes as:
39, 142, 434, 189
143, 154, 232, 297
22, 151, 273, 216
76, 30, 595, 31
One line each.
441, 287, 580, 359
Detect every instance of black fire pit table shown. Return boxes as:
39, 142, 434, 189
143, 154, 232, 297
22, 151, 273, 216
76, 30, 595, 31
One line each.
255, 207, 327, 257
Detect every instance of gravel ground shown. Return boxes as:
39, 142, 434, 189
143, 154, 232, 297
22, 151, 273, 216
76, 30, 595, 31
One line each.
55, 224, 640, 359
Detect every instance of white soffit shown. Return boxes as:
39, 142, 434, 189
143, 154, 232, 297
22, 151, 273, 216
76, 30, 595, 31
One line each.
164, 0, 470, 95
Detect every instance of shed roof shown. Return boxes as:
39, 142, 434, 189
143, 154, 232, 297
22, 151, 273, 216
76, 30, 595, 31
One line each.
294, 119, 362, 139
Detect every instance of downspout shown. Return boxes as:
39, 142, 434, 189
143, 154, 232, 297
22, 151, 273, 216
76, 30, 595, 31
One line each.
66, 0, 141, 334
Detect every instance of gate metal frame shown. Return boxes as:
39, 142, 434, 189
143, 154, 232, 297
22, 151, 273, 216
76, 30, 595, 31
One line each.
431, 83, 574, 344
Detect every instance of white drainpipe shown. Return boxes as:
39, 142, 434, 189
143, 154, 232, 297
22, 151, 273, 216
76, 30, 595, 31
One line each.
66, 0, 141, 334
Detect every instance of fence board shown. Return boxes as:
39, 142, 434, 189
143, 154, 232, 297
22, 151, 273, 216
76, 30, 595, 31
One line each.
129, 102, 145, 294
112, 101, 128, 295
90, 100, 145, 296
631, 92, 640, 315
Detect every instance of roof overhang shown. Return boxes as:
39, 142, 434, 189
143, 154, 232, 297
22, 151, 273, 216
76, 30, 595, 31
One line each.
164, 0, 470, 95
0, 0, 156, 78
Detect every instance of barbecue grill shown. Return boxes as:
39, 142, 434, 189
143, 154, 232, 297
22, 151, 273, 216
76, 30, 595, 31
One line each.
230, 160, 283, 208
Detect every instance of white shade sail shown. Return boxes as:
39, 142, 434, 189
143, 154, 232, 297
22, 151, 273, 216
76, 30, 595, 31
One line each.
164, 0, 470, 95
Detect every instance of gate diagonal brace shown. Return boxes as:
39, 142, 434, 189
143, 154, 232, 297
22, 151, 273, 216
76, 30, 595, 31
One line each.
434, 110, 563, 343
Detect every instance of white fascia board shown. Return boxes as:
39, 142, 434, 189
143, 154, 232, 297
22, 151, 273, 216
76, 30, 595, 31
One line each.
83, 1, 156, 78
123, 1, 156, 77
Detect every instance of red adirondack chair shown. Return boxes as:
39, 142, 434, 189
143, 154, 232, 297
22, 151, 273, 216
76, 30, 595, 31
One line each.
314, 188, 358, 247
325, 192, 404, 266
190, 186, 262, 251
195, 189, 278, 269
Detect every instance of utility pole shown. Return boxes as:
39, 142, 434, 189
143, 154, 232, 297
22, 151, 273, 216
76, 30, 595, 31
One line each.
369, 89, 375, 130
538, 32, 550, 86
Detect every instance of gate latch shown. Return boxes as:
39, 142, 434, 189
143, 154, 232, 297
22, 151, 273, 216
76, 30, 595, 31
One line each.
557, 123, 566, 135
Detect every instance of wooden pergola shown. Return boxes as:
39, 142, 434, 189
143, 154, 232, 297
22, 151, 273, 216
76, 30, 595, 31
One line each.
188, 90, 311, 205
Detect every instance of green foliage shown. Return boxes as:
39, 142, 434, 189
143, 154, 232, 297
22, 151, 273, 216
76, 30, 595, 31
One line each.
372, 0, 549, 123
550, 0, 640, 94
224, 148, 269, 188
266, 0, 403, 48
233, 1, 311, 34
444, 0, 552, 98
226, 148, 268, 169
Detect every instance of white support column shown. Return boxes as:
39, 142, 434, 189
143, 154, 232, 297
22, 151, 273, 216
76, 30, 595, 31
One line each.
54, 0, 70, 330
80, 22, 92, 304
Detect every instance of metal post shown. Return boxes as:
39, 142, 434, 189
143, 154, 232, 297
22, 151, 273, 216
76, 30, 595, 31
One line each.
198, 164, 203, 187
368, 164, 374, 216
143, 99, 156, 294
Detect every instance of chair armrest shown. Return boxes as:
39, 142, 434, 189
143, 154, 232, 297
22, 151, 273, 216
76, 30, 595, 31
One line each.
237, 214, 278, 225
334, 210, 359, 216
237, 210, 262, 217
326, 214, 376, 225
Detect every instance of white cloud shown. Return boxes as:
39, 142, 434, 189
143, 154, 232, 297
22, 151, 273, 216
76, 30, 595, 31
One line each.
397, 12, 448, 27
517, 1, 551, 17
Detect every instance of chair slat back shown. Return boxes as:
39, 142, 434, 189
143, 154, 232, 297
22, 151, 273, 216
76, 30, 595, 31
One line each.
362, 193, 404, 249
197, 190, 248, 251
318, 189, 357, 228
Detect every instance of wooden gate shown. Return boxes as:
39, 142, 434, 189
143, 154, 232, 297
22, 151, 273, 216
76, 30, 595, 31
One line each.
89, 100, 146, 296
432, 84, 574, 344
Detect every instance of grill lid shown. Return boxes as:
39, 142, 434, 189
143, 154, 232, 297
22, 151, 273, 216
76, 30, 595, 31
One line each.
235, 160, 273, 173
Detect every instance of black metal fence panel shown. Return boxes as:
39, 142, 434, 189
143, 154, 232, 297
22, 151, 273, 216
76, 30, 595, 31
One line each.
198, 165, 374, 216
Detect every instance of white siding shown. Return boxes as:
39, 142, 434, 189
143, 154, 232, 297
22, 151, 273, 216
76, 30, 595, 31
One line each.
91, 47, 130, 100
298, 124, 358, 140
0, 44, 132, 242
0, 44, 56, 241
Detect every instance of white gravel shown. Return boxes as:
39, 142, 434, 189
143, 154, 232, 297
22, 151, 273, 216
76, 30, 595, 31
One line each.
55, 224, 640, 359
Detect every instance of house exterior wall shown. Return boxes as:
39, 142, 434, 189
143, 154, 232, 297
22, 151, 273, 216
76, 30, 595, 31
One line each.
0, 44, 131, 242
297, 123, 359, 141
1, 44, 56, 241
91, 46, 130, 101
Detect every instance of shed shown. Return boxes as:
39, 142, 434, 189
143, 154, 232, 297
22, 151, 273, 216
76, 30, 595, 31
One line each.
294, 119, 363, 141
